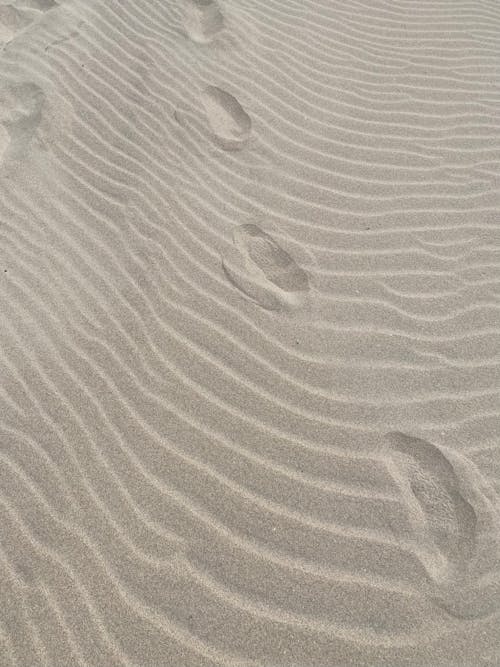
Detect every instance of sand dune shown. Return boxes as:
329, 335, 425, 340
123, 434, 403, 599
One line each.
0, 0, 499, 665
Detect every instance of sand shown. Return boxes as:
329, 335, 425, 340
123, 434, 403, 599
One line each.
0, 0, 499, 665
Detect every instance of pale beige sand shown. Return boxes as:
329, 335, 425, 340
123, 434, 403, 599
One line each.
0, 0, 499, 665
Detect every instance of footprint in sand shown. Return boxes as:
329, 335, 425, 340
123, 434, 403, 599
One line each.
0, 4, 30, 42
182, 0, 223, 44
0, 0, 57, 44
385, 432, 500, 619
221, 223, 311, 312
0, 81, 45, 163
201, 86, 251, 151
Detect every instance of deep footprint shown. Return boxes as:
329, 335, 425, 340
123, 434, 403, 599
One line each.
201, 86, 251, 150
386, 432, 500, 618
182, 0, 223, 44
222, 224, 310, 311
0, 81, 45, 162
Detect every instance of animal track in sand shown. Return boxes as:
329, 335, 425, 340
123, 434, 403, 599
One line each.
386, 432, 500, 619
201, 86, 251, 151
182, 0, 223, 44
0, 81, 44, 162
221, 224, 310, 312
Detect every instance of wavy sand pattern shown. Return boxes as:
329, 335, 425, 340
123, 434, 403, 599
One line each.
0, 0, 499, 665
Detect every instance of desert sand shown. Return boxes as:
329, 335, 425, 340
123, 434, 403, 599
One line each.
0, 0, 499, 665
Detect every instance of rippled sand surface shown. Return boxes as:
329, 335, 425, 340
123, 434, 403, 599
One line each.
1, 1, 499, 665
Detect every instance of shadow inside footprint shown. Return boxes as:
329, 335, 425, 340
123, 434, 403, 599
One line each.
385, 432, 500, 619
21, 0, 57, 8
222, 224, 310, 312
182, 0, 223, 44
0, 81, 44, 162
201, 86, 251, 151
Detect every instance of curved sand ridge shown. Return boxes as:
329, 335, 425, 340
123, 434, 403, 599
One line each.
0, 0, 499, 665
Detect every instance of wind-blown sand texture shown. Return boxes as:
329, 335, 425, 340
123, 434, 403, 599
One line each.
0, 0, 499, 665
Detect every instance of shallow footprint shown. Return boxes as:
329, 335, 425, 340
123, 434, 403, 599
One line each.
0, 4, 31, 42
0, 81, 44, 163
182, 0, 223, 44
0, 0, 57, 43
201, 86, 251, 151
385, 432, 500, 619
221, 224, 310, 312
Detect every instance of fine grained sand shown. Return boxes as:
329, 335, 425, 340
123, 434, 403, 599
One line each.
0, 0, 499, 664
